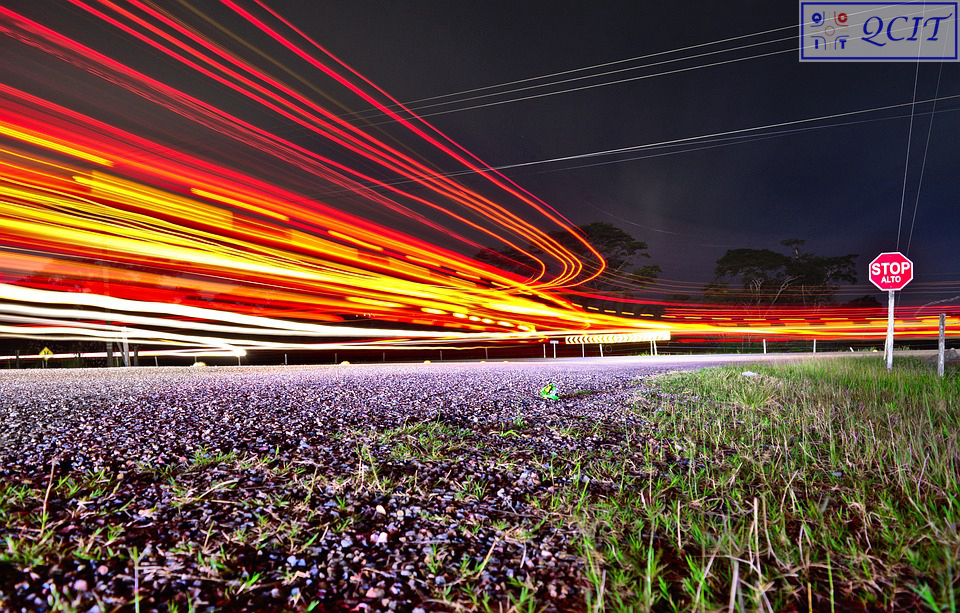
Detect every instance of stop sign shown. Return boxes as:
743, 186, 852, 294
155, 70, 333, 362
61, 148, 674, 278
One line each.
869, 252, 914, 291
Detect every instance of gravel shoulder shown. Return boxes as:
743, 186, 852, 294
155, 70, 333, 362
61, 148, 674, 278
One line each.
0, 359, 710, 611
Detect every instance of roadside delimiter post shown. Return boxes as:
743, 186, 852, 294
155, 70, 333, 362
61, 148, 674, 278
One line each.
939, 313, 946, 378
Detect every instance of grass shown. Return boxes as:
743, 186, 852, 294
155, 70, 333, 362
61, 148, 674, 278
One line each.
4, 357, 957, 610
574, 357, 960, 611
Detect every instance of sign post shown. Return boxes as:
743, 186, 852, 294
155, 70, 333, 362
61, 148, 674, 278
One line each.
868, 252, 914, 370
938, 313, 946, 378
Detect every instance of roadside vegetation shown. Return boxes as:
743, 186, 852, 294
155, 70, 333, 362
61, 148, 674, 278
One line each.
578, 357, 960, 611
1, 359, 956, 611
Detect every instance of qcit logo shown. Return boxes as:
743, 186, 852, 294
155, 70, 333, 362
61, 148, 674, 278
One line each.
800, 2, 959, 61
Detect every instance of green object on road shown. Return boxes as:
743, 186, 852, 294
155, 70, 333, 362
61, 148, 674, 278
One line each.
539, 383, 559, 400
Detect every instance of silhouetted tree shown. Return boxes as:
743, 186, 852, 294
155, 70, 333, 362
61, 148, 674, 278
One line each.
707, 239, 856, 306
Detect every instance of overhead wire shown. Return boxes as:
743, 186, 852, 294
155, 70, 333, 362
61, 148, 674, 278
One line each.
906, 60, 947, 255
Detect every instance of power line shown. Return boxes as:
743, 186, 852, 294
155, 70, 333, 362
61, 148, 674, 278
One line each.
906, 60, 946, 255
350, 33, 795, 120
531, 104, 959, 176
306, 96, 960, 200
464, 94, 960, 174
385, 25, 799, 108
363, 47, 795, 126
896, 3, 928, 250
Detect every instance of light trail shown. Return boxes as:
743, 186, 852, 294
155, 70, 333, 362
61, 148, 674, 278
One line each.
0, 2, 952, 358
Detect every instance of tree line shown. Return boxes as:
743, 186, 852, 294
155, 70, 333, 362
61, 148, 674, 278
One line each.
479, 222, 866, 307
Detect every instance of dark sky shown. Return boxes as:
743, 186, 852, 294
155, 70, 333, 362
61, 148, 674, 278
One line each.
280, 0, 959, 291
4, 0, 958, 297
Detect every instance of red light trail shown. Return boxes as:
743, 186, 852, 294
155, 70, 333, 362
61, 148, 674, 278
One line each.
0, 2, 953, 359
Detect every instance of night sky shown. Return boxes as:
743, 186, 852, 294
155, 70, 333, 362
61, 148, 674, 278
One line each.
5, 0, 959, 299
282, 0, 959, 293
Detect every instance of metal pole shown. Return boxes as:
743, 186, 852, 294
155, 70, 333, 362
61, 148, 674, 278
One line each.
654, 340, 658, 356
439, 350, 443, 361
15, 350, 20, 369
106, 342, 113, 368
121, 330, 130, 367
284, 353, 288, 365
762, 339, 767, 354
813, 339, 817, 354
886, 290, 895, 371
599, 344, 604, 358
133, 346, 139, 367
154, 356, 159, 367
938, 313, 946, 377
484, 347, 488, 360
237, 355, 241, 366
543, 344, 546, 359
581, 344, 585, 358
552, 343, 556, 359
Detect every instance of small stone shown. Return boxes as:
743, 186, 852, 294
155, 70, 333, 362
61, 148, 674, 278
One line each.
365, 587, 384, 599
375, 504, 386, 515
96, 565, 109, 576
73, 579, 88, 591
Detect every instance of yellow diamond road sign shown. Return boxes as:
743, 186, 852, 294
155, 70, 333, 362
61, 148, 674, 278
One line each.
39, 347, 54, 359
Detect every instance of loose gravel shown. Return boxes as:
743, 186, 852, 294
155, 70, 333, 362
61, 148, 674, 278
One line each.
0, 360, 695, 611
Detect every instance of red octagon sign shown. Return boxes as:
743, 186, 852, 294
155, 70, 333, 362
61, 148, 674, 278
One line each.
869, 252, 914, 291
